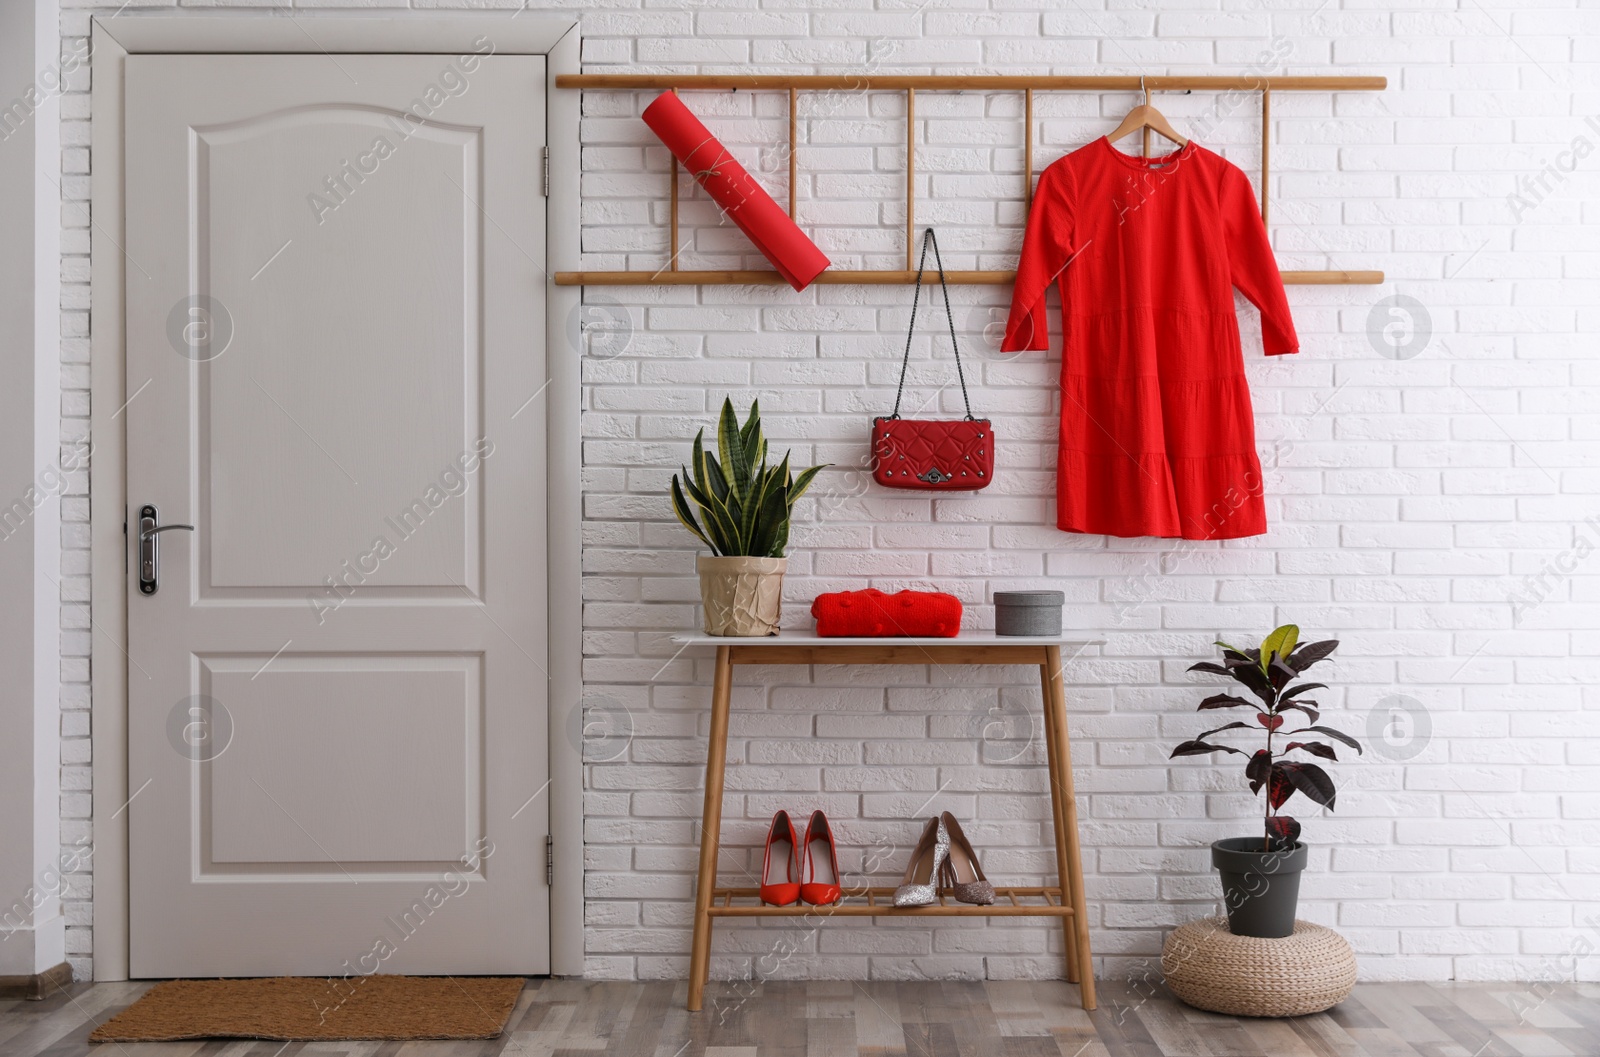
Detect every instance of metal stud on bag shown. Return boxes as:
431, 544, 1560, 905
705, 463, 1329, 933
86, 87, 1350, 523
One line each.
869, 228, 995, 492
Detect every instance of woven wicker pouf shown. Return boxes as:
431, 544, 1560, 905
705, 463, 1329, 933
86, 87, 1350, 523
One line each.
1161, 916, 1356, 1017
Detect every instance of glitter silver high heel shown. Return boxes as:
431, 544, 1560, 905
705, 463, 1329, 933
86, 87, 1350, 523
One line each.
892, 816, 950, 908
940, 812, 995, 905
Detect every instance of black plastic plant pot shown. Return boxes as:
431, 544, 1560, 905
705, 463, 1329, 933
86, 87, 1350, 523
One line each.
1211, 837, 1310, 939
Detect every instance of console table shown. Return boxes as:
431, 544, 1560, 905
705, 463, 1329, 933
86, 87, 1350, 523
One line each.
670, 631, 1100, 1012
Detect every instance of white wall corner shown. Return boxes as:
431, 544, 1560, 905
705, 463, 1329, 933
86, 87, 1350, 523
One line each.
0, 0, 64, 980
31, 0, 65, 978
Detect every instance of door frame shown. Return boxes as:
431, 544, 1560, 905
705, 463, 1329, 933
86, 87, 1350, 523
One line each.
89, 13, 583, 982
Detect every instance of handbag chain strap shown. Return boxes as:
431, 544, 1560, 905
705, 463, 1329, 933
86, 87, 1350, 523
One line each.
889, 227, 975, 421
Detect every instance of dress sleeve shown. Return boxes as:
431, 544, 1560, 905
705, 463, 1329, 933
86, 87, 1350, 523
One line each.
1221, 165, 1298, 355
1001, 165, 1074, 353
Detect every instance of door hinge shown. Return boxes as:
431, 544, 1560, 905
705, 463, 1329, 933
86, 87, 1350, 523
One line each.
541, 146, 550, 197
545, 835, 554, 886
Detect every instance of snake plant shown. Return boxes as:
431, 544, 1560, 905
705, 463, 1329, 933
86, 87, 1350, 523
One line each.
671, 398, 827, 558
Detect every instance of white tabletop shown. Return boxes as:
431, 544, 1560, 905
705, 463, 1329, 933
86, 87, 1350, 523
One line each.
669, 630, 1103, 648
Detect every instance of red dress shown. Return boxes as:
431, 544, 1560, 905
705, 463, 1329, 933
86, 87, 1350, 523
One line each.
1002, 137, 1298, 540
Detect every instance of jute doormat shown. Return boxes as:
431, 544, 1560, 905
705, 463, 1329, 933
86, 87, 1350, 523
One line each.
89, 975, 525, 1042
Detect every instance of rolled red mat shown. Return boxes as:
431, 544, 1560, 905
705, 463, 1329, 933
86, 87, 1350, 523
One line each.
811, 589, 963, 638
641, 91, 831, 291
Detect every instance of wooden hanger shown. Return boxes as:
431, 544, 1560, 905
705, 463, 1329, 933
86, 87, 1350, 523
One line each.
1106, 77, 1189, 158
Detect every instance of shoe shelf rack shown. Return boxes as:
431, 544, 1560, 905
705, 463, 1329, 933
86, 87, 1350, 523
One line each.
707, 885, 1074, 918
555, 72, 1388, 287
669, 631, 1103, 1013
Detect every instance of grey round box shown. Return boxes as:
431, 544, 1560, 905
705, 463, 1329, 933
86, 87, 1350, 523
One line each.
994, 590, 1065, 636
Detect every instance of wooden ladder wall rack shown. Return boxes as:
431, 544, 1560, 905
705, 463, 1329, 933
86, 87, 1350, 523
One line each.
553, 73, 1387, 288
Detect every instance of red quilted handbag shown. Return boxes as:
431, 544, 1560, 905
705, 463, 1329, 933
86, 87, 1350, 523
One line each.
872, 228, 993, 491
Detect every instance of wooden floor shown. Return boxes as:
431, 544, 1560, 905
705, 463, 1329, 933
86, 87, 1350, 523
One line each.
4, 977, 1598, 1056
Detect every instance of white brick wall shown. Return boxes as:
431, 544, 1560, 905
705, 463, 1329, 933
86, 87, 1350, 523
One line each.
56, 1, 1600, 985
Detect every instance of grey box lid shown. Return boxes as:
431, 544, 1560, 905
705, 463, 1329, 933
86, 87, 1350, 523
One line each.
993, 590, 1065, 606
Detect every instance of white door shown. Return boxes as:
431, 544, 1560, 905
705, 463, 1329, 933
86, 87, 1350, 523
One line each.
124, 54, 549, 977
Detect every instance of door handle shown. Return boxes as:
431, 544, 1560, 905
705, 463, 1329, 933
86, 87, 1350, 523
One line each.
137, 504, 193, 595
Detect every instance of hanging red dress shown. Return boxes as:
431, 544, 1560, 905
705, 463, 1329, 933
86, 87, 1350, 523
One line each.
1002, 137, 1298, 540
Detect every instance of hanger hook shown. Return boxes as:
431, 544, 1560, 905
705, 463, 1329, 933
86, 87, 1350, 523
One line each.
1140, 75, 1148, 106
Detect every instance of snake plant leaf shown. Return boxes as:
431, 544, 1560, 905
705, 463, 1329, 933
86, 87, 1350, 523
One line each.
670, 398, 829, 558
680, 471, 739, 555
700, 444, 732, 504
690, 428, 708, 492
788, 462, 825, 507
750, 476, 791, 557
717, 398, 751, 504
670, 474, 714, 550
1259, 624, 1300, 672
738, 455, 785, 552
738, 398, 761, 449
741, 407, 766, 491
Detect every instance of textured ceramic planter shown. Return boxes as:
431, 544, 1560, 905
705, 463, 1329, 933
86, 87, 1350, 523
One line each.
697, 555, 786, 636
1212, 837, 1309, 939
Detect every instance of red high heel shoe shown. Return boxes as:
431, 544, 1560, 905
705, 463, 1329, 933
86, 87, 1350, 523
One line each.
800, 810, 841, 906
759, 811, 802, 907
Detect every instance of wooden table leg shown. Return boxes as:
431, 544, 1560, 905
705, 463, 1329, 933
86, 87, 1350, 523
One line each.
1037, 659, 1079, 986
687, 645, 734, 1012
1044, 645, 1096, 1010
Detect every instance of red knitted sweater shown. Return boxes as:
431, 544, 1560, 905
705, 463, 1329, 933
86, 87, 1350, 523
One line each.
810, 589, 963, 638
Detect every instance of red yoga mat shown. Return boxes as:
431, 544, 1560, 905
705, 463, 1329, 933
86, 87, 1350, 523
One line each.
642, 91, 831, 291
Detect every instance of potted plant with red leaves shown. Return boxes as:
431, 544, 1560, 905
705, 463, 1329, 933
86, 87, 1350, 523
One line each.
1170, 624, 1362, 938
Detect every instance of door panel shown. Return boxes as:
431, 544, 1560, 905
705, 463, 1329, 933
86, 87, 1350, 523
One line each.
125, 54, 548, 977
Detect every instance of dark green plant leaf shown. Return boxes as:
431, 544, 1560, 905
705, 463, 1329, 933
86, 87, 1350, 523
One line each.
1286, 639, 1338, 671
1288, 725, 1363, 753
1280, 702, 1320, 724
1169, 740, 1247, 758
1230, 661, 1277, 707
1198, 693, 1260, 711
1198, 721, 1254, 740
1268, 658, 1299, 691
1279, 683, 1326, 702
1245, 749, 1272, 794
1188, 661, 1233, 676
1266, 816, 1301, 846
1281, 761, 1337, 809
1284, 741, 1338, 761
